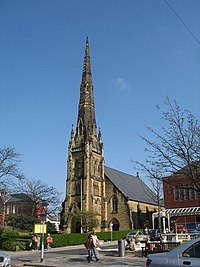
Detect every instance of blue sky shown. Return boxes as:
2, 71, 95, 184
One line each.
0, 0, 200, 199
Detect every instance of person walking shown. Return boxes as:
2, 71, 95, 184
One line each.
91, 230, 100, 261
31, 234, 37, 251
46, 233, 53, 250
85, 234, 94, 263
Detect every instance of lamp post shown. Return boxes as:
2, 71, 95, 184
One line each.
40, 199, 47, 263
80, 177, 83, 233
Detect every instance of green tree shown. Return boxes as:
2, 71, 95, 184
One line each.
62, 204, 99, 233
6, 213, 37, 231
74, 210, 99, 233
47, 221, 56, 233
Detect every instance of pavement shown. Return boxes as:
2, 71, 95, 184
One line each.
8, 241, 147, 267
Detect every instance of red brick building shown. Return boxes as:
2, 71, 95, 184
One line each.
0, 190, 35, 227
163, 173, 200, 232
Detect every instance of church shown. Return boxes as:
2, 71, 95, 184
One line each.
61, 38, 159, 233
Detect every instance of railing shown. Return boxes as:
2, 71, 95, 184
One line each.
142, 241, 180, 257
163, 233, 200, 242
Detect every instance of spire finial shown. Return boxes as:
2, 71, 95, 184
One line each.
82, 37, 91, 83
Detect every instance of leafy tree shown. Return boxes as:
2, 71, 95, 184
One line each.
46, 221, 56, 233
62, 203, 99, 233
6, 213, 37, 231
74, 210, 99, 233
0, 147, 24, 187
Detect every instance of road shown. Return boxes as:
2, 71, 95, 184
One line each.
9, 241, 147, 267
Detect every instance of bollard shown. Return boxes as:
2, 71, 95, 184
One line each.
118, 240, 125, 257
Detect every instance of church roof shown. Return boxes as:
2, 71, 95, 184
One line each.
104, 166, 158, 206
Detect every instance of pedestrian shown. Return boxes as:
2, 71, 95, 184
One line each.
91, 230, 100, 261
46, 233, 53, 250
36, 236, 40, 250
85, 234, 94, 263
129, 238, 136, 251
31, 234, 37, 251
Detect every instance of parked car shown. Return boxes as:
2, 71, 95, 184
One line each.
149, 229, 161, 241
135, 231, 148, 242
125, 231, 138, 241
125, 231, 148, 243
146, 238, 200, 267
0, 251, 11, 267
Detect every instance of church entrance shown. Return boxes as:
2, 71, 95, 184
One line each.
71, 217, 81, 233
110, 218, 120, 231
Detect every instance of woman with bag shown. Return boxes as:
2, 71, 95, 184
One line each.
46, 233, 53, 250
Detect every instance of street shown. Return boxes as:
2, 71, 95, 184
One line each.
9, 241, 147, 267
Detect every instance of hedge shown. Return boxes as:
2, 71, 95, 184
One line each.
0, 229, 134, 251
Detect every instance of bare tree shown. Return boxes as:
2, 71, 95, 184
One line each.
11, 178, 62, 216
132, 98, 200, 232
0, 147, 24, 187
134, 97, 200, 192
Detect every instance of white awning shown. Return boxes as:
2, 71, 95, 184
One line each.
153, 206, 200, 219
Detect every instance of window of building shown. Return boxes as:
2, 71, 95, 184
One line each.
179, 185, 184, 200
111, 195, 118, 213
75, 159, 83, 177
6, 205, 10, 214
194, 185, 200, 200
190, 184, 195, 200
13, 205, 16, 214
94, 160, 99, 176
174, 185, 179, 201
184, 184, 189, 200
94, 182, 99, 196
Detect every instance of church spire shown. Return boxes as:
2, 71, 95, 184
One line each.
76, 37, 96, 137
81, 36, 92, 85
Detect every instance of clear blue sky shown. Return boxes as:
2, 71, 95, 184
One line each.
1, 0, 200, 199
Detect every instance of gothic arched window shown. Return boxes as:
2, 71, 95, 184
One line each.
94, 182, 99, 196
111, 195, 118, 213
75, 159, 83, 177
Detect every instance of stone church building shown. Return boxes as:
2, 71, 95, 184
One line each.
61, 38, 159, 233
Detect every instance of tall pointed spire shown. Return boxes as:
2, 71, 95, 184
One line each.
81, 36, 92, 85
76, 37, 96, 138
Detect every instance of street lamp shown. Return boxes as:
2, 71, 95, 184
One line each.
40, 199, 47, 263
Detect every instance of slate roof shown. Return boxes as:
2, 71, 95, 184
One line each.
104, 166, 158, 206
1, 193, 34, 204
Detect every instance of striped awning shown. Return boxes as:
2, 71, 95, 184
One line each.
165, 207, 200, 217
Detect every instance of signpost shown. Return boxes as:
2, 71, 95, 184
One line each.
40, 199, 47, 263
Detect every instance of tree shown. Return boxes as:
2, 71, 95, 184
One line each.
11, 178, 62, 216
62, 202, 99, 233
134, 97, 200, 193
6, 213, 37, 231
46, 221, 56, 233
74, 210, 99, 233
0, 147, 24, 187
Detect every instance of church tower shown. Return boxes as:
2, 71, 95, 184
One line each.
63, 38, 107, 233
